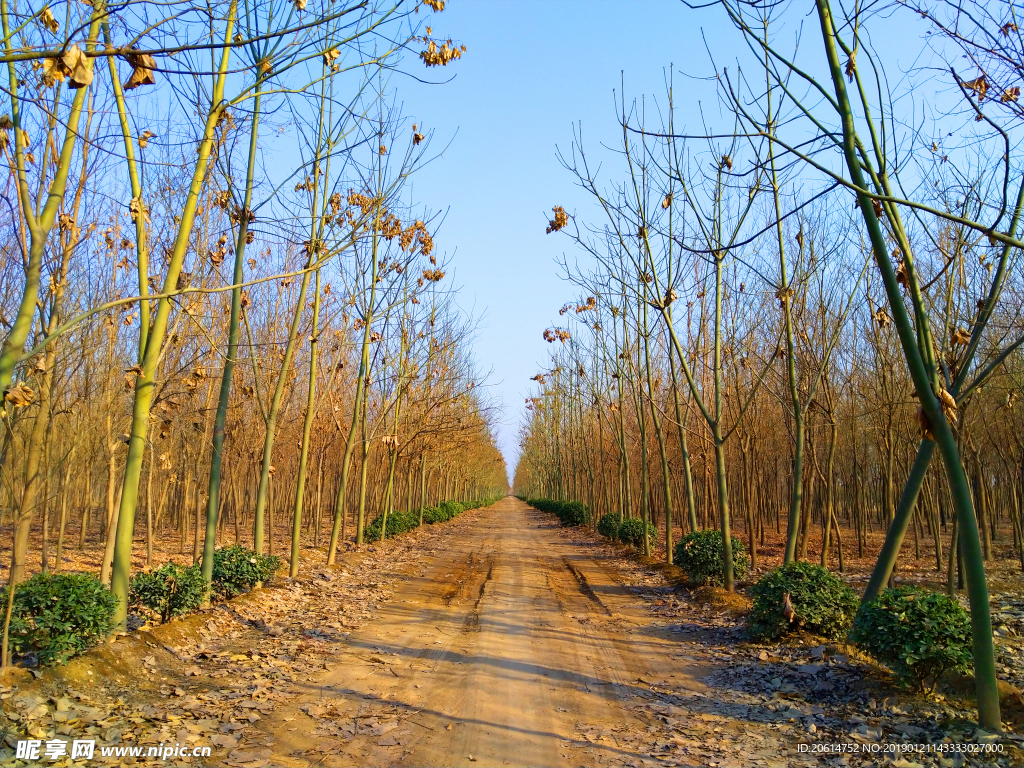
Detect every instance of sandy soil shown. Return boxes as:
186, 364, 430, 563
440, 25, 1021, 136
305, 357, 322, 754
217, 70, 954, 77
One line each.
256, 497, 790, 768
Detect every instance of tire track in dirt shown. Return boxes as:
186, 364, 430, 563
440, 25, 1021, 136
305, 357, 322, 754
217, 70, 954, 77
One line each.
258, 499, 707, 767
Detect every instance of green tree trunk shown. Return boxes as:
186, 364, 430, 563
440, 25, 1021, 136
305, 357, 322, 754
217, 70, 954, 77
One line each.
109, 10, 236, 629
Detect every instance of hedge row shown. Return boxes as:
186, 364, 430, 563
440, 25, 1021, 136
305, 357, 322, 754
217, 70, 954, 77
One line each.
365, 497, 501, 542
128, 543, 281, 624
1, 544, 280, 667
1, 496, 503, 669
522, 497, 591, 526
364, 510, 422, 542
591, 516, 972, 692
747, 562, 972, 691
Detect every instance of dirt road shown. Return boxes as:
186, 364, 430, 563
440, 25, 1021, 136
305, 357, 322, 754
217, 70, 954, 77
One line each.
262, 497, 735, 767
4, 499, 1014, 768
0, 497, 829, 768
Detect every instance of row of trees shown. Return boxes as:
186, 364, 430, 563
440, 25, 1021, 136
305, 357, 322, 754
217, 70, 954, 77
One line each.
0, 0, 506, 641
514, 0, 1023, 731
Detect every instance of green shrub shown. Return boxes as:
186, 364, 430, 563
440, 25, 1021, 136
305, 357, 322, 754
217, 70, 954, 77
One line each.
673, 529, 749, 586
597, 512, 623, 539
129, 562, 207, 623
850, 586, 972, 691
403, 498, 487, 532
747, 561, 858, 641
211, 545, 280, 598
421, 506, 443, 524
365, 510, 420, 542
529, 498, 591, 527
439, 500, 466, 520
1, 573, 117, 666
617, 517, 658, 548
562, 501, 590, 526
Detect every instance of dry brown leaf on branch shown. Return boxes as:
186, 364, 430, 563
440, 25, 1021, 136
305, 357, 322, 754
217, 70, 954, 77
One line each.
124, 365, 143, 390
938, 387, 958, 423
124, 52, 157, 90
3, 381, 35, 407
546, 205, 568, 234
895, 260, 909, 288
962, 75, 988, 100
950, 328, 971, 346
129, 196, 149, 223
41, 56, 67, 86
917, 406, 934, 440
62, 45, 94, 88
419, 40, 464, 67
38, 6, 59, 33
775, 286, 793, 305
542, 327, 571, 344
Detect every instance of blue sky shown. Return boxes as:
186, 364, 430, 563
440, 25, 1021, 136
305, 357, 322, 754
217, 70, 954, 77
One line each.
396, 0, 730, 473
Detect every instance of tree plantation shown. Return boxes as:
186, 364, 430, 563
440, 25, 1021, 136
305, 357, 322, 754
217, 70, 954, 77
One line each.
515, 0, 1024, 739
0, 0, 503, 639
1, 0, 1023, 766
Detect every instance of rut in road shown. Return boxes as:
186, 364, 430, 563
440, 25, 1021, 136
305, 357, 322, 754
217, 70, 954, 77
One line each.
258, 497, 734, 768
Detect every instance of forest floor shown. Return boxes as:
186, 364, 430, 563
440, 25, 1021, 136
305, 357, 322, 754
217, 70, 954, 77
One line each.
1, 497, 1023, 768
